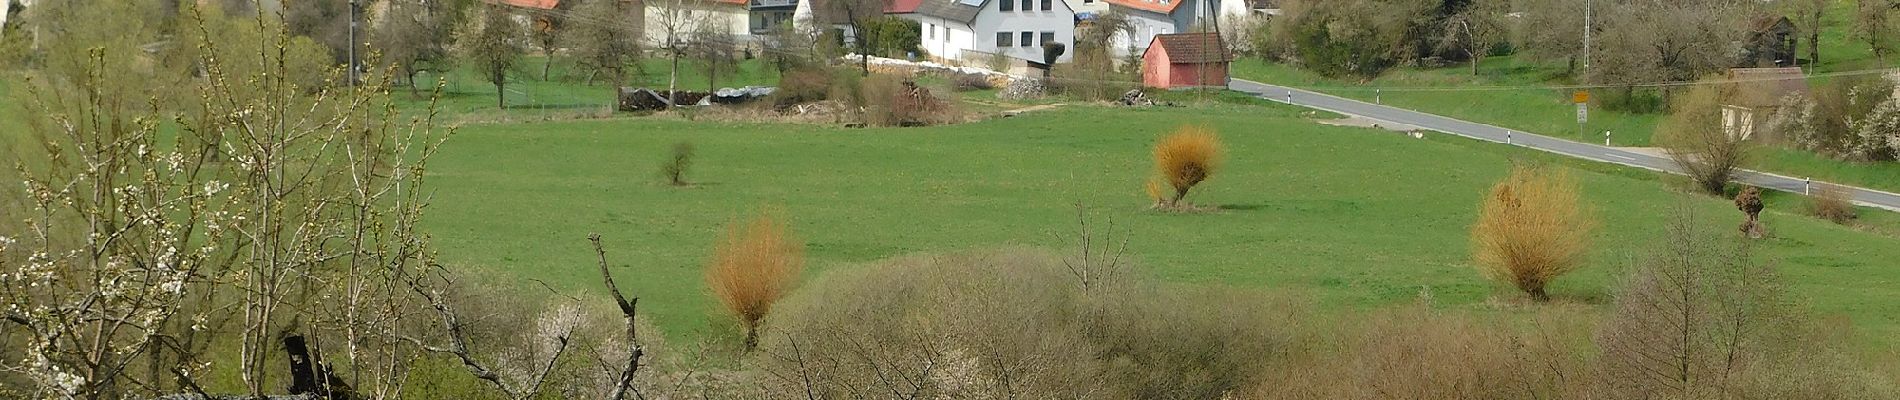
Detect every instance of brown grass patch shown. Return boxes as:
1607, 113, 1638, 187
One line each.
1809, 184, 1859, 225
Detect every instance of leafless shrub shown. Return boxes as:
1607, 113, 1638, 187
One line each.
1250, 304, 1595, 399
1659, 83, 1753, 194
1470, 164, 1596, 302
1809, 184, 1859, 224
659, 141, 695, 186
860, 75, 953, 127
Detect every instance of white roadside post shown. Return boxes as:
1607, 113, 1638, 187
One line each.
1506, 130, 1513, 145
1604, 131, 1612, 146
1805, 178, 1813, 195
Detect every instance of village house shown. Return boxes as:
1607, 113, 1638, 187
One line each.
1740, 15, 1798, 68
1141, 32, 1228, 89
910, 0, 1075, 67
1722, 67, 1809, 140
644, 0, 797, 50
1103, 0, 1234, 56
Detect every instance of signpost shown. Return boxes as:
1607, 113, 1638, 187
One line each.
1574, 91, 1590, 143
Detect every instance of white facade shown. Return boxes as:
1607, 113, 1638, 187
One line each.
1108, 0, 1235, 56
1065, 0, 1108, 16
642, 2, 751, 47
916, 0, 1075, 64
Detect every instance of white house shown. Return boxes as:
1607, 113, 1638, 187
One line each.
1103, 0, 1236, 56
912, 0, 1075, 65
1065, 0, 1108, 19
643, 0, 795, 49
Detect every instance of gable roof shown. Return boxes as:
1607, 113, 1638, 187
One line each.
887, 0, 924, 13
917, 0, 985, 24
1104, 0, 1182, 14
1726, 67, 1809, 108
496, 0, 561, 9
1147, 33, 1230, 63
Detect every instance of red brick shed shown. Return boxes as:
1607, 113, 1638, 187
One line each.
1142, 33, 1231, 89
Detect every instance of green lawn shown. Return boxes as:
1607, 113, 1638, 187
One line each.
402, 56, 782, 118
421, 98, 1900, 352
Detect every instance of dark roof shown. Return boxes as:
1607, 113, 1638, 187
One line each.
1751, 15, 1794, 33
1147, 33, 1231, 63
916, 0, 984, 24
1726, 67, 1810, 108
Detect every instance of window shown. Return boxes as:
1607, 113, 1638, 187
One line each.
1040, 31, 1055, 47
927, 23, 935, 39
1022, 31, 1034, 46
997, 31, 1013, 47
1020, 0, 1032, 11
1000, 0, 1012, 11
1040, 0, 1052, 10
1084, 0, 1094, 3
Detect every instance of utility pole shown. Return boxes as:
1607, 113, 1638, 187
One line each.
349, 0, 360, 86
1582, 0, 1591, 75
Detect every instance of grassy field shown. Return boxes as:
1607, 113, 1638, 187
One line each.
420, 97, 1900, 352
403, 56, 782, 118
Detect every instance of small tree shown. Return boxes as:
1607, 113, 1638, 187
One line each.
687, 23, 739, 92
1470, 165, 1596, 302
660, 141, 695, 186
706, 210, 805, 350
566, 0, 642, 96
458, 3, 525, 109
1734, 187, 1765, 238
375, 0, 470, 94
529, 10, 565, 80
1658, 84, 1751, 194
1150, 126, 1225, 209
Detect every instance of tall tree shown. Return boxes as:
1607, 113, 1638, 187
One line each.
529, 8, 565, 80
1855, 0, 1898, 62
819, 0, 897, 75
1512, 0, 1590, 76
458, 3, 525, 109
1591, 0, 1753, 105
1437, 0, 1508, 75
649, 0, 700, 105
375, 0, 472, 94
567, 0, 642, 94
687, 23, 738, 92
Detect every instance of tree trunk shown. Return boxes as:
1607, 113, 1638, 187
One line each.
1470, 53, 1480, 75
668, 47, 681, 107
744, 326, 760, 351
543, 55, 552, 80
496, 71, 507, 109
1528, 286, 1550, 302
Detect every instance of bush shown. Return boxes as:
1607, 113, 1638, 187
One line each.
753, 249, 1299, 398
772, 67, 834, 107
951, 73, 994, 91
1658, 83, 1751, 194
858, 16, 922, 58
705, 210, 805, 350
859, 75, 949, 127
1150, 126, 1224, 208
1470, 164, 1595, 302
1809, 184, 1859, 224
658, 141, 694, 186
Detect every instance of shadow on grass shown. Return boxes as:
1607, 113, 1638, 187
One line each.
1219, 203, 1268, 211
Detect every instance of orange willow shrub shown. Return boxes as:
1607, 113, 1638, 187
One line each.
1150, 126, 1224, 207
706, 210, 806, 350
1470, 165, 1596, 302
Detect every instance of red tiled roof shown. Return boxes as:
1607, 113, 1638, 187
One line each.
1148, 33, 1230, 63
712, 0, 747, 5
1104, 0, 1182, 14
887, 0, 924, 13
497, 0, 560, 9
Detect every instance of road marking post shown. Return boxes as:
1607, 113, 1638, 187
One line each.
1376, 89, 1382, 104
1506, 130, 1513, 145
1604, 131, 1611, 146
1286, 91, 1294, 104
1805, 178, 1812, 195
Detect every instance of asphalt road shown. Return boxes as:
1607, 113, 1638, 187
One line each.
1230, 78, 1900, 212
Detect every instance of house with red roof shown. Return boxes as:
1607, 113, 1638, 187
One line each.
1103, 0, 1229, 56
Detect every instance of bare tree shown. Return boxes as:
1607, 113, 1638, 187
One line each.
1437, 0, 1507, 75
375, 0, 470, 94
1597, 206, 1785, 399
458, 3, 525, 109
818, 0, 897, 75
1855, 0, 1898, 62
687, 23, 739, 92
567, 0, 643, 93
1590, 0, 1753, 104
648, 0, 702, 106
528, 8, 566, 80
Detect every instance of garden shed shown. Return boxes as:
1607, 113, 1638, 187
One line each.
1141, 33, 1231, 90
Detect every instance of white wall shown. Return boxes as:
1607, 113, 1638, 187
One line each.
643, 3, 752, 48
1114, 8, 1174, 55
971, 0, 1075, 63
916, 15, 976, 62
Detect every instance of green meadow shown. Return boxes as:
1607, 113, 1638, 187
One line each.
420, 97, 1900, 351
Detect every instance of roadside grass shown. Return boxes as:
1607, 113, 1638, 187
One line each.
422, 96, 1900, 353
